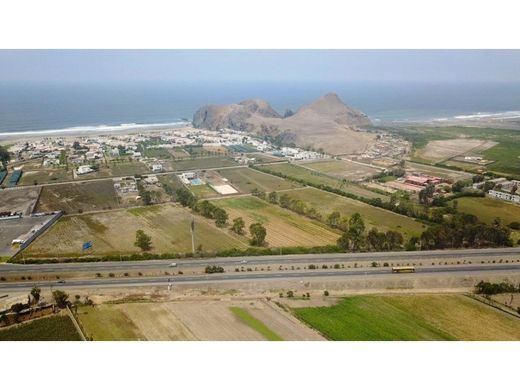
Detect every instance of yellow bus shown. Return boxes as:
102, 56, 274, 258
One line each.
391, 266, 416, 273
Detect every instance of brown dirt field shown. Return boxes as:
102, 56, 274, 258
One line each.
118, 303, 196, 340
418, 139, 497, 163
0, 187, 41, 215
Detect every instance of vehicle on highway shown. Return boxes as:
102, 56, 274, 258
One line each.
57, 279, 66, 283
240, 260, 247, 264
169, 262, 178, 267
392, 266, 415, 273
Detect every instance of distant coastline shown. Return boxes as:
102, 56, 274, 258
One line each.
0, 121, 190, 141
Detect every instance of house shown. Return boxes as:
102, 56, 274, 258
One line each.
77, 165, 94, 175
151, 164, 163, 172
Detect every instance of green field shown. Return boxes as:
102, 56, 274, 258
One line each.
218, 167, 301, 193
483, 142, 520, 176
230, 307, 283, 341
143, 148, 173, 159
77, 305, 143, 341
295, 295, 520, 341
190, 184, 218, 198
387, 126, 520, 177
450, 196, 520, 225
0, 315, 82, 341
284, 187, 424, 239
35, 179, 120, 213
171, 156, 238, 171
213, 196, 339, 247
25, 203, 247, 257
263, 163, 388, 201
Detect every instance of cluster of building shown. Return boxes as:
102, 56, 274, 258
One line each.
272, 147, 326, 161
386, 174, 445, 193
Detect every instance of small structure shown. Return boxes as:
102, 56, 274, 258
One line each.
77, 165, 94, 175
151, 164, 163, 173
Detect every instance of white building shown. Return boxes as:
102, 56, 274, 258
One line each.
151, 164, 163, 172
77, 165, 94, 175
488, 190, 520, 204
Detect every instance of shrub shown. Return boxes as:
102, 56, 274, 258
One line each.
323, 290, 330, 296
108, 273, 115, 277
286, 290, 294, 298
205, 265, 224, 274
95, 273, 102, 277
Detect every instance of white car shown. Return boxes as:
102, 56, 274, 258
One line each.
240, 260, 247, 264
169, 262, 178, 267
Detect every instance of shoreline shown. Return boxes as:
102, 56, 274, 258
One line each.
0, 121, 192, 144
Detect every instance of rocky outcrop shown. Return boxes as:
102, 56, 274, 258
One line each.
192, 93, 374, 155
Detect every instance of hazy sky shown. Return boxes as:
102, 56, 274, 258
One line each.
1, 50, 520, 83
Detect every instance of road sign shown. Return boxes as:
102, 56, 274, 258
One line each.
82, 241, 93, 250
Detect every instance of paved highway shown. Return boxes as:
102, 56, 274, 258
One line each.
1, 263, 519, 292
1, 247, 520, 275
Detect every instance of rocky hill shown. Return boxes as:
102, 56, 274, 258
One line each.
192, 93, 374, 155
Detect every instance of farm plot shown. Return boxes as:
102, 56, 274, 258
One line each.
24, 203, 246, 257
414, 138, 497, 164
283, 187, 425, 239
263, 163, 388, 201
0, 315, 82, 341
35, 180, 120, 214
213, 196, 339, 247
405, 161, 472, 181
18, 168, 72, 186
109, 160, 149, 176
300, 159, 380, 181
77, 299, 323, 341
295, 294, 520, 341
171, 156, 238, 171
218, 167, 301, 193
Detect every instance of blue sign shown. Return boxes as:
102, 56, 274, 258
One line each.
82, 241, 93, 250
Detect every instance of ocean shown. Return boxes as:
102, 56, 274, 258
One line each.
1, 81, 520, 136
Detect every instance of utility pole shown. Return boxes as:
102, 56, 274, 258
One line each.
190, 217, 195, 254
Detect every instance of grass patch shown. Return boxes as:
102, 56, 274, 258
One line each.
450, 196, 520, 225
295, 295, 520, 341
0, 315, 82, 341
76, 305, 143, 341
230, 307, 284, 341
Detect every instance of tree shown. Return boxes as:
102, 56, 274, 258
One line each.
30, 286, 41, 305
249, 223, 267, 246
366, 228, 386, 251
511, 183, 518, 195
482, 181, 495, 192
326, 211, 341, 228
268, 191, 278, 204
176, 187, 195, 207
214, 208, 228, 227
52, 290, 69, 308
337, 232, 351, 251
385, 230, 404, 250
134, 229, 152, 251
72, 141, 81, 150
347, 213, 365, 251
0, 145, 10, 170
279, 194, 291, 208
231, 217, 245, 235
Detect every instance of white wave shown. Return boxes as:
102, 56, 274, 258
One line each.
0, 121, 190, 137
453, 111, 520, 120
